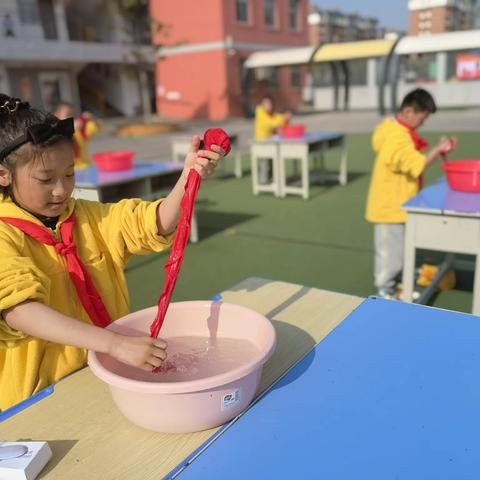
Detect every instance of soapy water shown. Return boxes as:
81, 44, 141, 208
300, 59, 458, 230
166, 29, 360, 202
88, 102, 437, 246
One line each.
102, 336, 261, 383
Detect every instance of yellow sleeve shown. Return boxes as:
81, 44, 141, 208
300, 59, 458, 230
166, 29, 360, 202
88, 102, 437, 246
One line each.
0, 235, 49, 346
84, 120, 100, 140
257, 107, 286, 129
386, 134, 426, 179
78, 198, 175, 266
255, 107, 287, 140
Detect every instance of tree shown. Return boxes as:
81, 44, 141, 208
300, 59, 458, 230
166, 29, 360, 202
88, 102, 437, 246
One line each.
105, 0, 170, 118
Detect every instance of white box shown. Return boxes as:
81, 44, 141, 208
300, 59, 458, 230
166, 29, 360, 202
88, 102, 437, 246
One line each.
0, 442, 52, 480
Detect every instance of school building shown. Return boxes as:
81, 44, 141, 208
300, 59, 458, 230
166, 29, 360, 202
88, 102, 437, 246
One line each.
151, 0, 310, 120
0, 0, 156, 116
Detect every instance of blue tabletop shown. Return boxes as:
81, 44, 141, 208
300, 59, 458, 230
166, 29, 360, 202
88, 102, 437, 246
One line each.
75, 161, 183, 187
403, 177, 480, 216
256, 131, 344, 144
175, 298, 480, 479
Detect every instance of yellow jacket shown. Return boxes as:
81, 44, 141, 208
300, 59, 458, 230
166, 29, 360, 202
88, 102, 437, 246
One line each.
0, 196, 173, 410
74, 119, 99, 169
254, 106, 286, 140
365, 118, 426, 223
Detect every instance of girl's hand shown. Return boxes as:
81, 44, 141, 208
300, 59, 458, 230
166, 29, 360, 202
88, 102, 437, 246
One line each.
109, 333, 167, 371
184, 135, 225, 180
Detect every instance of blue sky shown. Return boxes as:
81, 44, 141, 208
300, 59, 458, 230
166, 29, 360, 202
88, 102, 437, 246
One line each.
311, 1, 408, 30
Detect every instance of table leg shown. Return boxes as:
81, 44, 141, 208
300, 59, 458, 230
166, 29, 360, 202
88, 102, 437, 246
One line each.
190, 210, 199, 244
302, 154, 309, 200
402, 218, 416, 303
251, 148, 259, 196
234, 151, 243, 178
273, 155, 281, 197
339, 139, 348, 186
473, 254, 480, 316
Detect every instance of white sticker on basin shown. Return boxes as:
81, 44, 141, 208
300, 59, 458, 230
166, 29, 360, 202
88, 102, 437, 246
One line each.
221, 389, 241, 410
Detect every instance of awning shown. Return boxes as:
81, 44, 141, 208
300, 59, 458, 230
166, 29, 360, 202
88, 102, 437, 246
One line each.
395, 29, 480, 55
244, 46, 315, 69
312, 39, 395, 62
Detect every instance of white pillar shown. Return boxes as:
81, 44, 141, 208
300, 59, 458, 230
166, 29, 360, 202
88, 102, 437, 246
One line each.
437, 52, 447, 84
53, 0, 70, 41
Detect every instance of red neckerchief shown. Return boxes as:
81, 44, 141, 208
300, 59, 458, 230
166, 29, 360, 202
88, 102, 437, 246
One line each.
396, 116, 429, 189
0, 212, 111, 328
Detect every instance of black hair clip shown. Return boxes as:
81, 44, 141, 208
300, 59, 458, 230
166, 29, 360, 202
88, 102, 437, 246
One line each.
0, 98, 29, 116
0, 117, 74, 161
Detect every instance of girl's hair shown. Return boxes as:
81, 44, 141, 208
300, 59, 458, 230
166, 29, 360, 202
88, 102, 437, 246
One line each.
0, 93, 73, 198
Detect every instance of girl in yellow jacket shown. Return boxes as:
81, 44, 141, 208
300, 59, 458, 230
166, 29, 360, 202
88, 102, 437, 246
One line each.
365, 88, 451, 299
0, 94, 224, 411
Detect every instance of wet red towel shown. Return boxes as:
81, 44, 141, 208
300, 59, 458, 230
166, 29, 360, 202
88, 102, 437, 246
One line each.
149, 129, 231, 339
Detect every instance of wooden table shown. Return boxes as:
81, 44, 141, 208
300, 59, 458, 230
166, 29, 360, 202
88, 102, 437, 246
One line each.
402, 177, 480, 314
1, 278, 361, 480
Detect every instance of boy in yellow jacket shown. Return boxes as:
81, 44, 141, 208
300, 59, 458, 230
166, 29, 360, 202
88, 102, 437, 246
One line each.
365, 88, 450, 298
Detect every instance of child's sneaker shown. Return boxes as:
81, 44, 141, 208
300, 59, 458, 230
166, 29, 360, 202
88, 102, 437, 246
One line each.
395, 283, 420, 302
376, 288, 397, 300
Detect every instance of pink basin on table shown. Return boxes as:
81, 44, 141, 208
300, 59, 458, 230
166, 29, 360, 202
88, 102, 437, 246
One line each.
88, 301, 276, 433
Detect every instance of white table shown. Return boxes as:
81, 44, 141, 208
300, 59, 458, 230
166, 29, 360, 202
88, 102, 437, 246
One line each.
73, 162, 199, 243
250, 131, 348, 200
402, 178, 480, 315
171, 133, 243, 178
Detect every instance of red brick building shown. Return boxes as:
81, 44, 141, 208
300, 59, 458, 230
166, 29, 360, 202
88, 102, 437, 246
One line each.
408, 0, 475, 36
151, 0, 309, 120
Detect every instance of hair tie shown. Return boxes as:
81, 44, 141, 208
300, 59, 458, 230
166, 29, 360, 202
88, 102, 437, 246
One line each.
0, 98, 29, 116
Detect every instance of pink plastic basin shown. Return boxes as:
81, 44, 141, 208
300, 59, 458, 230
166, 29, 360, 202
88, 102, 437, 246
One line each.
88, 301, 276, 433
280, 124, 306, 138
93, 150, 134, 171
442, 159, 480, 193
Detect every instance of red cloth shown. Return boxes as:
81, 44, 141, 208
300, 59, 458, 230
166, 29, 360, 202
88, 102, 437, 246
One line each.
149, 128, 231, 340
0, 213, 111, 328
203, 128, 231, 155
395, 116, 429, 190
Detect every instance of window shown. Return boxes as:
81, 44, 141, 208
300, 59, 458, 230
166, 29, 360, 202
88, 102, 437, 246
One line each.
311, 64, 333, 87
349, 59, 368, 86
236, 0, 249, 23
264, 0, 275, 27
290, 66, 301, 88
400, 54, 437, 83
17, 0, 40, 24
447, 49, 480, 81
255, 67, 279, 89
289, 0, 300, 31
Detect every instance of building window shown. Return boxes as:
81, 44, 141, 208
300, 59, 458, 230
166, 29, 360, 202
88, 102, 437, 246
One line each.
401, 54, 437, 83
17, 0, 40, 24
289, 0, 300, 31
236, 0, 249, 24
349, 59, 368, 86
255, 67, 279, 89
290, 66, 301, 88
264, 0, 276, 28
